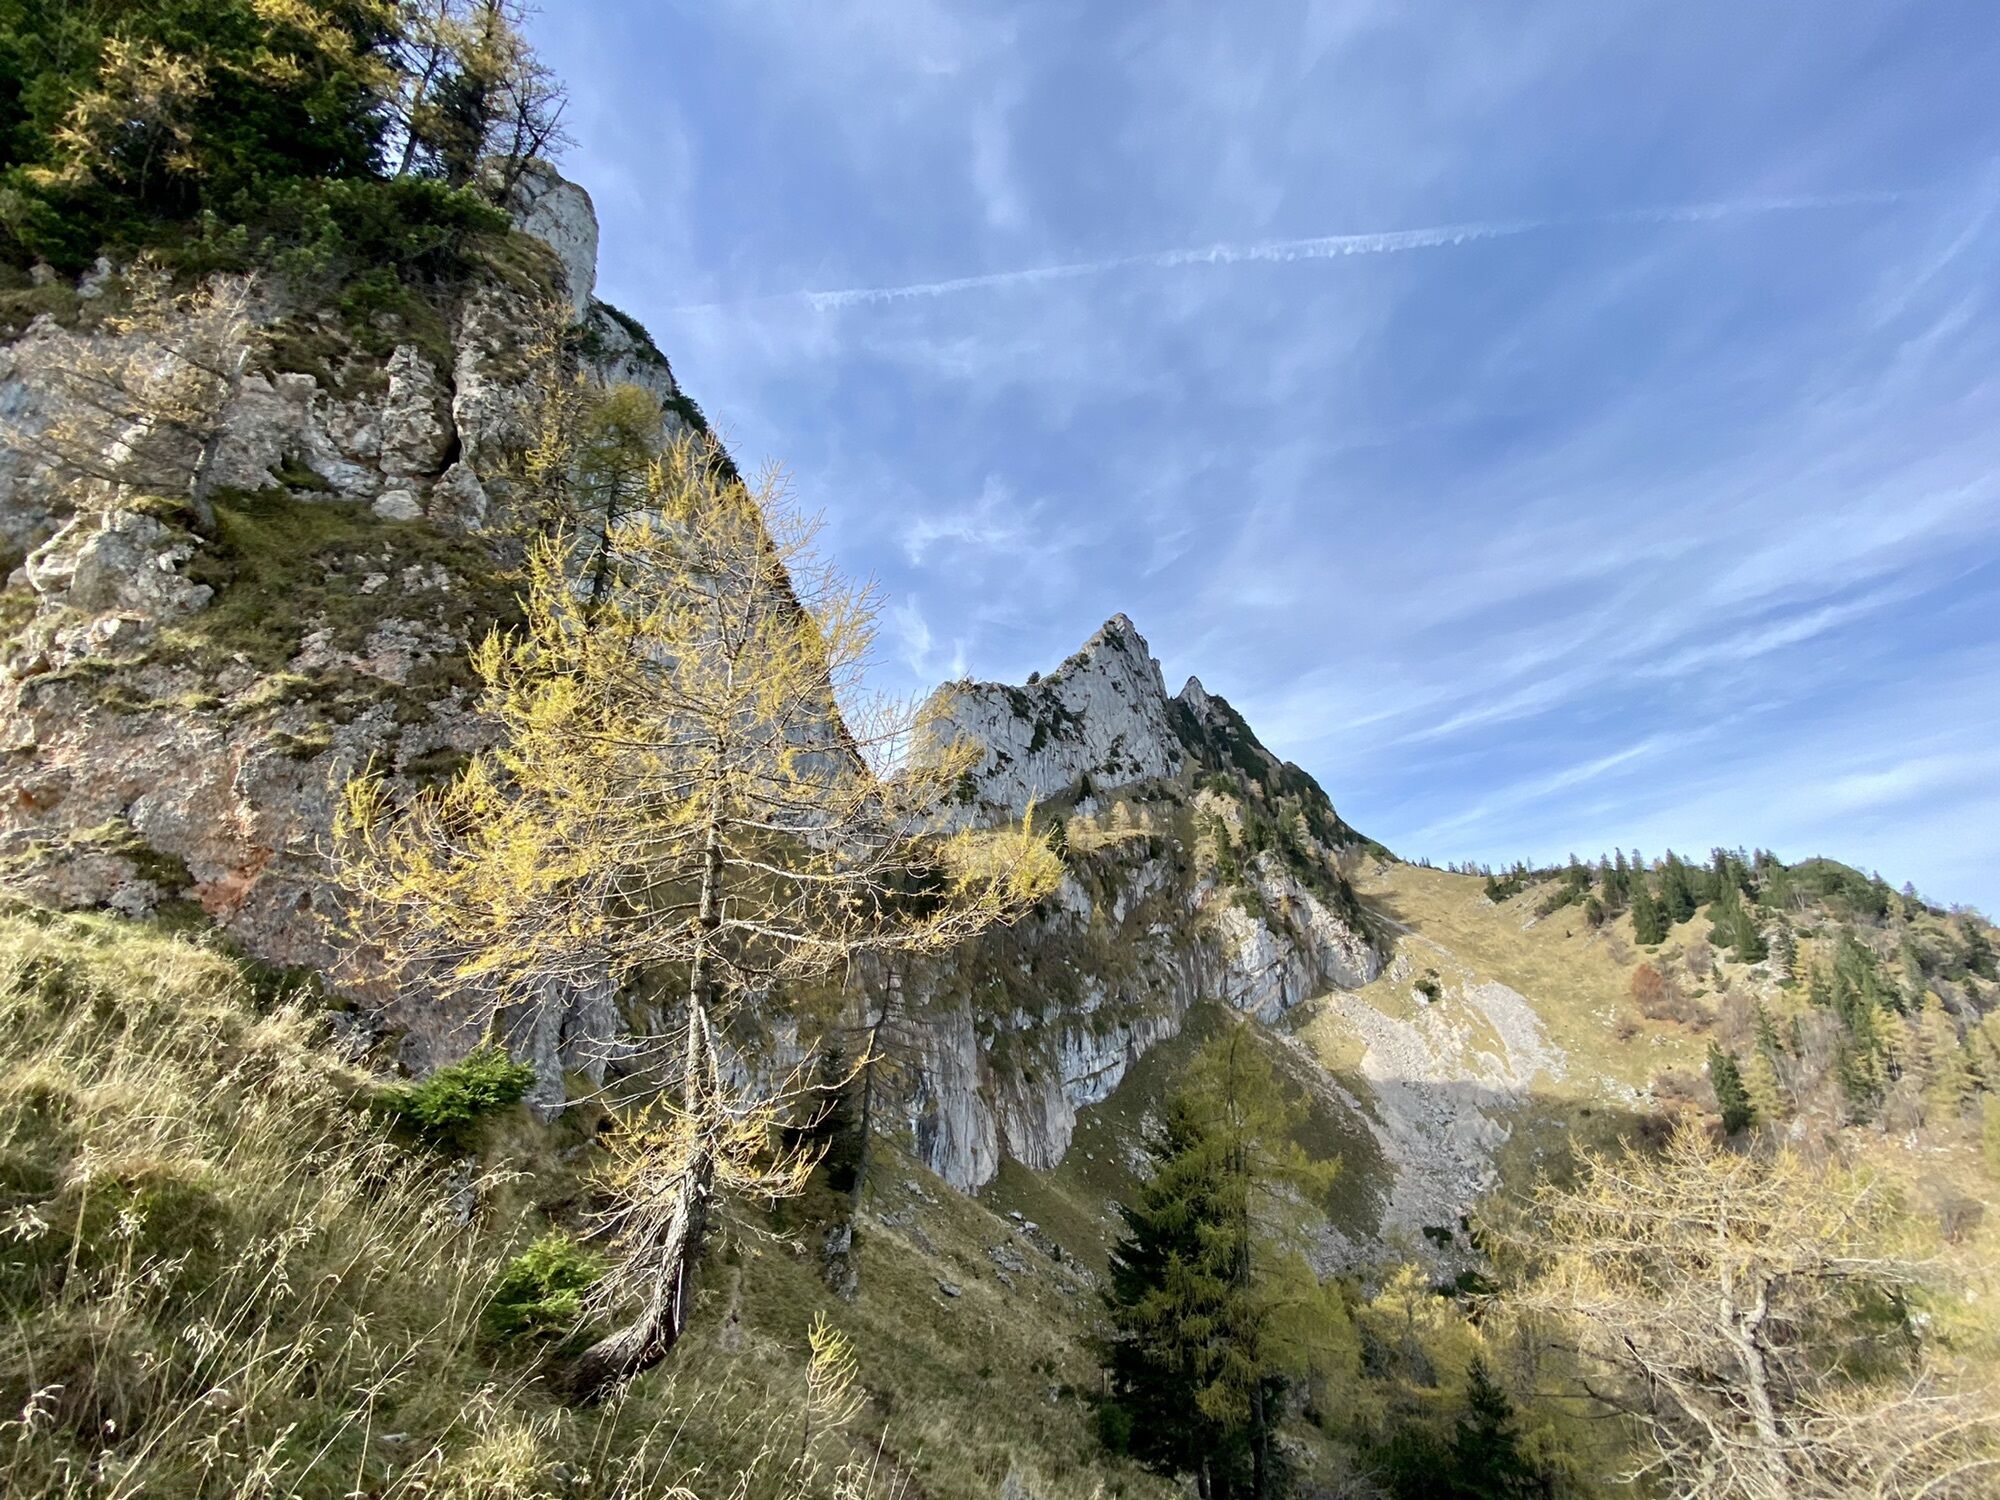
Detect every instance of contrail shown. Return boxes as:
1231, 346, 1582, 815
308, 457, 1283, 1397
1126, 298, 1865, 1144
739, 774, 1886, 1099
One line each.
667, 191, 1903, 313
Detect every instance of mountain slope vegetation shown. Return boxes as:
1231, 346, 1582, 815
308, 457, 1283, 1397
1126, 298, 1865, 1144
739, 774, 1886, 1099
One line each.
2, 6, 1997, 1498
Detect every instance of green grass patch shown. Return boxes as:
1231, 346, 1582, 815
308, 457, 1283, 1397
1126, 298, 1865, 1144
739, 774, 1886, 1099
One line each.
0, 280, 80, 337
166, 487, 520, 685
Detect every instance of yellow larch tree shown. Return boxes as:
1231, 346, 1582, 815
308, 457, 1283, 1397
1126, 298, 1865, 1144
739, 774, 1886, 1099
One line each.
1508, 1121, 2000, 1499
338, 432, 1060, 1398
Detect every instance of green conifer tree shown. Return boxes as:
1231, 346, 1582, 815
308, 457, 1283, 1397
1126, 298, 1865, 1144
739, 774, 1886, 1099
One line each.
1661, 853, 1698, 924
1098, 1030, 1352, 1500
1962, 920, 1997, 981
1728, 900, 1767, 963
1708, 1044, 1755, 1134
1837, 1037, 1881, 1121
1630, 880, 1667, 946
1446, 1359, 1549, 1499
1604, 852, 1629, 908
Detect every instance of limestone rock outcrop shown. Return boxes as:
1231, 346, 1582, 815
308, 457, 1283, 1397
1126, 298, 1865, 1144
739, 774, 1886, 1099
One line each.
929, 613, 1185, 820
507, 162, 599, 320
901, 614, 1384, 1189
0, 165, 686, 1100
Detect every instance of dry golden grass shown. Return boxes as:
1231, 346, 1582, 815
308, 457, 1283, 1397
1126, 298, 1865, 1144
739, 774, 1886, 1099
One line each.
0, 906, 1164, 1500
1351, 861, 1707, 1090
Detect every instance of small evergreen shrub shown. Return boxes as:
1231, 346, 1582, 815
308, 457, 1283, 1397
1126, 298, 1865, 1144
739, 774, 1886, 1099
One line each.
387, 1044, 536, 1149
484, 1232, 604, 1344
1094, 1400, 1134, 1455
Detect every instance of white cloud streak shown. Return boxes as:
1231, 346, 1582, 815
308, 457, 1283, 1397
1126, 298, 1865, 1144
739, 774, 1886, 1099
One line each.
669, 191, 1906, 313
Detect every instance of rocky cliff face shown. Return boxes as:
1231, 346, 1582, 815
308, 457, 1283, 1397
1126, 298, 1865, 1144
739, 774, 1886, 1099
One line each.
930, 613, 1187, 820
901, 615, 1384, 1189
0, 172, 689, 1103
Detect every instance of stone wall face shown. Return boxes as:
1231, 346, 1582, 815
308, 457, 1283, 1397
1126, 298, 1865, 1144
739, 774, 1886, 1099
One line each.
0, 172, 679, 1100
899, 615, 1382, 1189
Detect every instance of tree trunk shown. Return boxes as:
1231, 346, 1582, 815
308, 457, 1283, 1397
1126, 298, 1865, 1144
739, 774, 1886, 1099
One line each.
186, 346, 247, 534
1720, 1272, 1789, 1497
588, 494, 619, 605
569, 812, 724, 1401
846, 966, 896, 1214
567, 1138, 711, 1401
1250, 1382, 1271, 1500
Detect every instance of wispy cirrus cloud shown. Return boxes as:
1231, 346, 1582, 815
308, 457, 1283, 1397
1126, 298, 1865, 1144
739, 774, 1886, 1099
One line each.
536, 1, 2000, 909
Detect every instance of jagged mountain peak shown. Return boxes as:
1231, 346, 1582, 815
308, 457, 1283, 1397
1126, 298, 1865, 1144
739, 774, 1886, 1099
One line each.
930, 613, 1184, 819
930, 615, 1371, 855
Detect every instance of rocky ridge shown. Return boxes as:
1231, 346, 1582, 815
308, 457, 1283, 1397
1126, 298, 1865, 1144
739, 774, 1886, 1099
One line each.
902, 615, 1384, 1188
0, 165, 1387, 1202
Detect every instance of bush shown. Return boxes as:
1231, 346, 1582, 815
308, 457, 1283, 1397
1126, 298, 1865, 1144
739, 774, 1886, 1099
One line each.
1630, 963, 1711, 1028
484, 1232, 604, 1344
1094, 1399, 1134, 1454
387, 1044, 537, 1149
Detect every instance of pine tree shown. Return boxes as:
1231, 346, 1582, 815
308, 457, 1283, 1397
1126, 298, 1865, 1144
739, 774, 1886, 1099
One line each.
1661, 853, 1698, 925
785, 1045, 865, 1198
1604, 852, 1629, 908
1962, 920, 1997, 981
1708, 1044, 1755, 1134
1706, 880, 1739, 950
1444, 1359, 1548, 1499
1630, 880, 1668, 946
1098, 1030, 1352, 1500
1711, 848, 1751, 902
1100, 1090, 1237, 1484
1728, 900, 1767, 963
1837, 1037, 1881, 1121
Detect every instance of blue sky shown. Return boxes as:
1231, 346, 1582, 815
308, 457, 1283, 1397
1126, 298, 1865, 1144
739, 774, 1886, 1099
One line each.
531, 2, 2000, 911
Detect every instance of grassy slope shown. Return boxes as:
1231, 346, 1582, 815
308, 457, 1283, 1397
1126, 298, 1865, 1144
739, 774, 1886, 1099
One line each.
4, 861, 1992, 1498
1351, 860, 1699, 1091
0, 906, 1174, 1500
1336, 860, 2000, 1282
